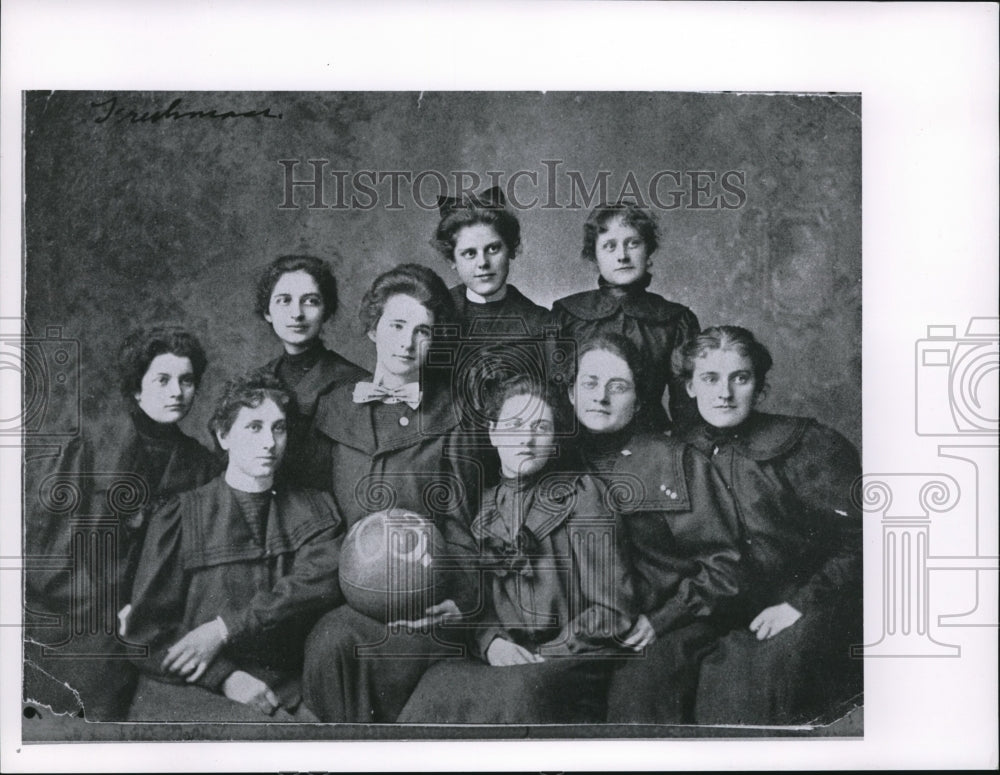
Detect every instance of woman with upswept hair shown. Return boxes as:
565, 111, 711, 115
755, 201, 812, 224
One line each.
24, 325, 220, 721
677, 325, 862, 724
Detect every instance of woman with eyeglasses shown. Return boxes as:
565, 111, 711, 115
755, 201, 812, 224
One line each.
569, 332, 742, 723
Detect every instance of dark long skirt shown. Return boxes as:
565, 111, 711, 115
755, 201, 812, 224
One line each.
694, 608, 862, 725
302, 605, 467, 723
397, 656, 615, 724
606, 621, 719, 724
127, 674, 318, 722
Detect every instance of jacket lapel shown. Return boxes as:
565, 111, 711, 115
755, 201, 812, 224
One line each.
313, 380, 378, 457
373, 382, 460, 456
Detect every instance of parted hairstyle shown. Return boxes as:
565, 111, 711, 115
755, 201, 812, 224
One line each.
483, 372, 570, 431
431, 200, 522, 261
674, 325, 774, 393
359, 263, 456, 334
581, 201, 660, 262
254, 254, 338, 322
118, 326, 208, 399
208, 371, 292, 450
570, 332, 649, 401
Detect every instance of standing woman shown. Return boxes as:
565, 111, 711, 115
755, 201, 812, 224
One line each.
255, 255, 366, 488
677, 326, 862, 724
126, 372, 344, 721
431, 186, 552, 483
24, 325, 220, 721
552, 201, 700, 433
569, 333, 742, 723
303, 263, 481, 723
433, 186, 549, 339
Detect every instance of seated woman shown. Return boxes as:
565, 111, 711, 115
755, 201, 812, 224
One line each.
303, 263, 482, 723
24, 325, 220, 721
568, 333, 742, 724
255, 254, 366, 488
125, 373, 344, 721
676, 326, 862, 725
397, 374, 637, 724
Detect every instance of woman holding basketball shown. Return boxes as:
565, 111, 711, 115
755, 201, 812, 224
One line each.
302, 263, 481, 723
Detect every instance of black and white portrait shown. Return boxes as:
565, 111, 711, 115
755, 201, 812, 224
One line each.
2, 3, 995, 771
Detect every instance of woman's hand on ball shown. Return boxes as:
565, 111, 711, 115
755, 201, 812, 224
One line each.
388, 598, 461, 630
486, 638, 545, 666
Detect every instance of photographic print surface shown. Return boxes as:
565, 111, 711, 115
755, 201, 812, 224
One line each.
18, 90, 863, 740
2, 4, 997, 772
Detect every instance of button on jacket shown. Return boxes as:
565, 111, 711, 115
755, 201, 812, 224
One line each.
580, 431, 742, 636
310, 375, 482, 612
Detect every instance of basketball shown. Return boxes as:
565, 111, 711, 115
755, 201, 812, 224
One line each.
338, 509, 447, 622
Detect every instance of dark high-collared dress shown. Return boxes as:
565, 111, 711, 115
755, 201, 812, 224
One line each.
578, 427, 743, 723
551, 275, 700, 433
681, 412, 863, 724
445, 284, 556, 489
302, 376, 483, 722
397, 469, 636, 724
262, 343, 367, 490
125, 477, 344, 721
23, 410, 221, 721
449, 283, 550, 339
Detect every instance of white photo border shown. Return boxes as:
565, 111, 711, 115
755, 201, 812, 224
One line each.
2, 1, 997, 771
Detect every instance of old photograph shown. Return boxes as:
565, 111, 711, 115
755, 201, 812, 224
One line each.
18, 90, 861, 740
1, 2, 995, 772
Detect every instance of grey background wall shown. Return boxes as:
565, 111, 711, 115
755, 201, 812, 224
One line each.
24, 91, 861, 449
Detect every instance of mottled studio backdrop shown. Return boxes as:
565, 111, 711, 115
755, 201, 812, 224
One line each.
24, 91, 861, 449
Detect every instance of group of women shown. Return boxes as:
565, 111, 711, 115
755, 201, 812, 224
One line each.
27, 189, 862, 727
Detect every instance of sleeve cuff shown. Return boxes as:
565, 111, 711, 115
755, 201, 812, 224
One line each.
199, 655, 240, 692
648, 600, 692, 636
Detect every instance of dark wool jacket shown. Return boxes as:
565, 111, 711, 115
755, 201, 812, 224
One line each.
24, 412, 221, 614
127, 478, 344, 704
579, 430, 742, 636
681, 412, 863, 619
551, 276, 700, 433
471, 471, 636, 659
448, 284, 550, 339
263, 345, 367, 491
311, 374, 482, 613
